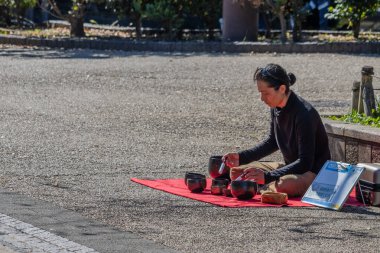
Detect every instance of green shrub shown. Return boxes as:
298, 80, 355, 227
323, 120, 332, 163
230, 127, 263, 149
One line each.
329, 109, 380, 128
0, 0, 37, 26
325, 0, 380, 39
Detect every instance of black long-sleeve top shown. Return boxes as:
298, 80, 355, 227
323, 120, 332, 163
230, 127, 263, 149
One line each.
238, 91, 331, 183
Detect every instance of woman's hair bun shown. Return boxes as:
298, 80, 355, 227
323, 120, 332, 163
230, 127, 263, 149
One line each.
288, 73, 296, 86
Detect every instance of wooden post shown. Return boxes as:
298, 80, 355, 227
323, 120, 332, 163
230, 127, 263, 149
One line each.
352, 81, 360, 113
361, 66, 375, 116
222, 0, 259, 41
358, 83, 364, 114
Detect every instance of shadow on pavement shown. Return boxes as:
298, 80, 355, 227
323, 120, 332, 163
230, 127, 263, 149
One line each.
340, 205, 380, 215
0, 46, 228, 59
0, 47, 112, 59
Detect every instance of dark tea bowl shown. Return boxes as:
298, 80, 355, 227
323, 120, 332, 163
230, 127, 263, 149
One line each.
212, 178, 230, 187
223, 188, 233, 197
208, 155, 230, 179
186, 178, 207, 193
210, 178, 230, 195
230, 180, 258, 200
184, 172, 206, 185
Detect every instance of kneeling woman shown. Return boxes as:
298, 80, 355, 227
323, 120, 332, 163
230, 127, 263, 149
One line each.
223, 63, 331, 197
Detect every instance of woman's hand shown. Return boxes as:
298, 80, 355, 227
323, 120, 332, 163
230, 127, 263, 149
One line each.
222, 153, 239, 168
230, 167, 245, 181
230, 167, 265, 184
242, 167, 265, 184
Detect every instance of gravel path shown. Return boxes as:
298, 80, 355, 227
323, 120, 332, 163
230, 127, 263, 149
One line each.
1, 45, 380, 252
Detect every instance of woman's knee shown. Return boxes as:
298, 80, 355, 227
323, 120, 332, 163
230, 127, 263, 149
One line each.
274, 174, 311, 197
275, 177, 297, 196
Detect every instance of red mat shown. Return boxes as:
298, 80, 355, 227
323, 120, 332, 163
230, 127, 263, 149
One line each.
131, 178, 364, 208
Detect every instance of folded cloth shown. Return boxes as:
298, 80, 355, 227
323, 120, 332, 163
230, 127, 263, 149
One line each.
131, 178, 364, 208
261, 192, 288, 205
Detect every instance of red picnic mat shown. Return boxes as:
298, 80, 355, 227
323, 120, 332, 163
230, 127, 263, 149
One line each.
131, 178, 364, 208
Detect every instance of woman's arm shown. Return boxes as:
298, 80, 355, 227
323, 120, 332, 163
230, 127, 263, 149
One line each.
238, 112, 279, 165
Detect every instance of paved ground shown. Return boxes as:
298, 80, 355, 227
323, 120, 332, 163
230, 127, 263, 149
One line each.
0, 188, 178, 253
0, 212, 98, 253
0, 45, 380, 252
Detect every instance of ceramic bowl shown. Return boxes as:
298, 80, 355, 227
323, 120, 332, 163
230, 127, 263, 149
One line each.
211, 178, 230, 187
208, 155, 230, 179
210, 178, 230, 195
223, 188, 233, 197
186, 177, 207, 193
184, 172, 206, 185
211, 185, 225, 195
230, 180, 258, 200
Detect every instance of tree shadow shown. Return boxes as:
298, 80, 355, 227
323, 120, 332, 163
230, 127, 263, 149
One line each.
0, 47, 113, 59
0, 45, 252, 59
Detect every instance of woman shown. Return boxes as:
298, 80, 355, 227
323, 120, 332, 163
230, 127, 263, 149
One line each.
223, 63, 331, 197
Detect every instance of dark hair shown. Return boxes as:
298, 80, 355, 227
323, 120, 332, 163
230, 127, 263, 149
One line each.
254, 63, 296, 93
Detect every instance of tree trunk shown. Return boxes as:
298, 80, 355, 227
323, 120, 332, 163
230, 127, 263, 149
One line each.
222, 0, 259, 41
41, 0, 49, 23
206, 14, 216, 40
135, 14, 142, 39
2, 8, 12, 25
69, 16, 85, 37
279, 8, 287, 43
14, 1, 22, 26
292, 15, 302, 42
352, 21, 360, 39
262, 11, 271, 39
176, 27, 183, 40
205, 16, 215, 40
164, 20, 173, 40
208, 26, 215, 40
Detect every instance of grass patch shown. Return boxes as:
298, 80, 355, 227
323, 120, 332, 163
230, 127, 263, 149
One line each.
329, 110, 380, 128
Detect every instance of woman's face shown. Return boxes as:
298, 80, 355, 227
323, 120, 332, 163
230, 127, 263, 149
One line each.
257, 80, 286, 108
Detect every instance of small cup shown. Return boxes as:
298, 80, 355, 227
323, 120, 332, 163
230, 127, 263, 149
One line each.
223, 188, 233, 197
186, 178, 206, 193
211, 185, 225, 195
210, 178, 229, 195
212, 178, 230, 187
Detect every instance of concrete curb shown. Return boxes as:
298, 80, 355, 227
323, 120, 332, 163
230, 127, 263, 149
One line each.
324, 118, 380, 164
0, 34, 379, 54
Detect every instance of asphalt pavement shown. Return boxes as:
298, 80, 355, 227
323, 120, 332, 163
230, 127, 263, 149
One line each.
0, 188, 178, 253
0, 45, 380, 252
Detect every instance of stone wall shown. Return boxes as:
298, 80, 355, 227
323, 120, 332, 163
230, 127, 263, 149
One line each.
324, 119, 380, 164
1, 35, 380, 54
